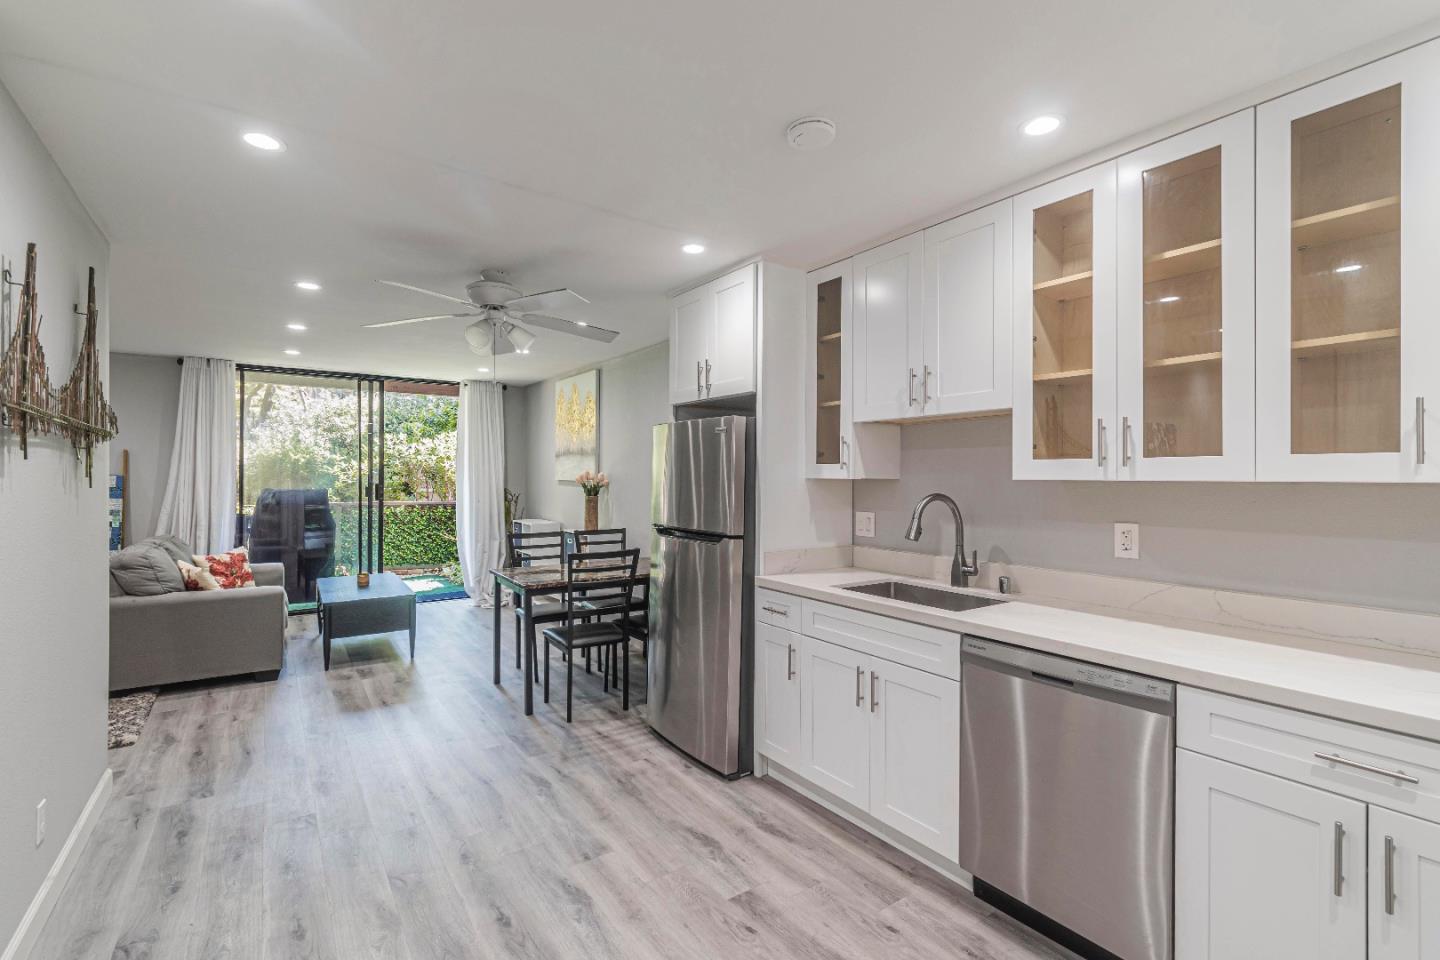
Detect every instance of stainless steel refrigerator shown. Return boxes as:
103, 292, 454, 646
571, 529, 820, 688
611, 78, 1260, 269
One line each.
646, 415, 754, 777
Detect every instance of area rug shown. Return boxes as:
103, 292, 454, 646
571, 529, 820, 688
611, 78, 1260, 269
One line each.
108, 689, 158, 749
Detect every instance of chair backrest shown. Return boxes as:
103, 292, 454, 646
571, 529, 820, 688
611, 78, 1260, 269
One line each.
563, 547, 640, 627
571, 528, 626, 555
509, 529, 564, 568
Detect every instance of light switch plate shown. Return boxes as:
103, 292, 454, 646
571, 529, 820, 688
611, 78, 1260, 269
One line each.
1114, 522, 1140, 560
854, 512, 875, 538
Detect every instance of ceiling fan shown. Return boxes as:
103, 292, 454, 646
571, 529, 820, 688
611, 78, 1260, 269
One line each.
365, 271, 619, 356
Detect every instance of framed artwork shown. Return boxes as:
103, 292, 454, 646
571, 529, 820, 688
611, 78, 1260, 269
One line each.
554, 369, 598, 481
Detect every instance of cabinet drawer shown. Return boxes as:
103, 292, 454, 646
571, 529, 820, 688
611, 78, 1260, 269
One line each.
1179, 687, 1440, 822
756, 589, 801, 630
801, 599, 959, 680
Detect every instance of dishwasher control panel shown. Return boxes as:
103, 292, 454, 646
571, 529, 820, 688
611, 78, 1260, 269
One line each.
962, 636, 1175, 703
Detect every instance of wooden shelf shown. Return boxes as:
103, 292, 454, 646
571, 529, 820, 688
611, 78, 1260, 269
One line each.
1291, 327, 1400, 357
1144, 351, 1222, 370
818, 332, 843, 343
818, 400, 841, 408
1033, 271, 1093, 302
1144, 239, 1221, 284
1033, 368, 1093, 383
1292, 196, 1399, 249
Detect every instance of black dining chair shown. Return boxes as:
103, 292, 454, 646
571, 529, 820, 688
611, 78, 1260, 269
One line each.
542, 548, 640, 722
508, 529, 568, 683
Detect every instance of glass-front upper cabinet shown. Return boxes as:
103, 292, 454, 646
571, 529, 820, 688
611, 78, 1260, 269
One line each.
1116, 112, 1255, 480
1256, 40, 1440, 482
1013, 163, 1117, 479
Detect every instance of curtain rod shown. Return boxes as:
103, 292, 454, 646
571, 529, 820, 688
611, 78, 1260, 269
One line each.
190, 359, 501, 389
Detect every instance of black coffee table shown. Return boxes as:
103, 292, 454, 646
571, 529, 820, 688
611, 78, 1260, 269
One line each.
315, 572, 417, 670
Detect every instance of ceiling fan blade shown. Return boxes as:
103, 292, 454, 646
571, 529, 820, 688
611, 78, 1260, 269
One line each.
363, 313, 482, 329
504, 287, 589, 314
516, 312, 619, 343
376, 280, 476, 307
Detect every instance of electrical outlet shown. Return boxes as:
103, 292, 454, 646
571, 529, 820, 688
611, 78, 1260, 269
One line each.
36, 799, 46, 848
854, 512, 876, 538
1114, 522, 1140, 560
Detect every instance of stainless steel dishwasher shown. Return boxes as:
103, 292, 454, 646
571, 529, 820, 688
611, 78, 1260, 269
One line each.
960, 636, 1175, 960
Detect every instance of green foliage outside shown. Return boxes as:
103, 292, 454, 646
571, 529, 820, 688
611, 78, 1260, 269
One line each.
331, 502, 458, 571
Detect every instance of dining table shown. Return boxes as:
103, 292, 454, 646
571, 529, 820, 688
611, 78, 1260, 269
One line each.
490, 557, 651, 716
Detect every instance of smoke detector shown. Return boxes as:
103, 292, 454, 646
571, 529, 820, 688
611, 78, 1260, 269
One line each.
786, 116, 836, 151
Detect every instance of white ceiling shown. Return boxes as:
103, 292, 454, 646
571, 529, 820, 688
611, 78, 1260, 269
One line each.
2, 1, 1437, 384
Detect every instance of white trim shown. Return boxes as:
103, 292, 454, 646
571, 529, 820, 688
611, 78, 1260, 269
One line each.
2, 767, 113, 960
762, 760, 971, 888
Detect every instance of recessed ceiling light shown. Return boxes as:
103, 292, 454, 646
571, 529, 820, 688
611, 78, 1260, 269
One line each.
476, 366, 490, 373
1334, 264, 1363, 274
1022, 115, 1063, 137
294, 280, 321, 291
286, 322, 307, 331
576, 321, 588, 327
1156, 295, 1182, 304
518, 349, 530, 355
243, 132, 285, 152
682, 243, 706, 255
284, 349, 301, 356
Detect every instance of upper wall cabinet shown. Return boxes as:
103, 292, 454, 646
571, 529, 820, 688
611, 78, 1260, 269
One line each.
1013, 163, 1118, 480
670, 263, 757, 405
852, 234, 924, 422
1117, 112, 1255, 481
1256, 42, 1440, 482
804, 261, 900, 479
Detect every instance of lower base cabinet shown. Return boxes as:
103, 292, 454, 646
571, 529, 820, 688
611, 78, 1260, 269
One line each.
1370, 807, 1440, 960
794, 631, 960, 861
756, 621, 802, 766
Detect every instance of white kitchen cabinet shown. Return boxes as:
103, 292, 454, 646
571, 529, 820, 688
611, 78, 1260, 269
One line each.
1012, 162, 1119, 479
868, 658, 961, 861
921, 198, 1013, 417
1256, 40, 1440, 482
803, 261, 900, 479
1370, 807, 1440, 960
852, 234, 923, 422
799, 633, 871, 809
1116, 112, 1256, 480
1176, 749, 1367, 960
756, 621, 802, 766
668, 263, 757, 404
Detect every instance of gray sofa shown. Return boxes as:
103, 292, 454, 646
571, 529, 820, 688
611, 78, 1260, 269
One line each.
109, 538, 288, 691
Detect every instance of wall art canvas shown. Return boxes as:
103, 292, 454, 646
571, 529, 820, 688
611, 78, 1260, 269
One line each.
554, 369, 598, 482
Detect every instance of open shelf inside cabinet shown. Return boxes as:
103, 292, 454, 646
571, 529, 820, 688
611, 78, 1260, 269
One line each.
1031, 190, 1095, 462
1033, 271, 1093, 301
813, 276, 844, 466
1292, 196, 1399, 249
1144, 239, 1221, 284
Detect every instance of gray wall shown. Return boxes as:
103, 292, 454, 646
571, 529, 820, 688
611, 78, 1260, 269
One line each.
108, 353, 181, 543
853, 415, 1440, 615
502, 384, 528, 502
0, 78, 111, 951
519, 342, 669, 552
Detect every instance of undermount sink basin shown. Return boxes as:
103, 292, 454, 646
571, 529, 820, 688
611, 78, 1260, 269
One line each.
842, 580, 1006, 613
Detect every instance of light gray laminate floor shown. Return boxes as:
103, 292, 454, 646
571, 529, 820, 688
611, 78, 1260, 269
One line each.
33, 599, 1065, 960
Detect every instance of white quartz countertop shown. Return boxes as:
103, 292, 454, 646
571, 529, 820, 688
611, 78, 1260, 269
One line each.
756, 567, 1440, 743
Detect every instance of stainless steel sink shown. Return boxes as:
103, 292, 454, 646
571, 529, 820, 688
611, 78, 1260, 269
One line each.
842, 580, 1006, 612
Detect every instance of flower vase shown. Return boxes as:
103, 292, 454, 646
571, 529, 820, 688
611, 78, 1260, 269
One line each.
584, 495, 599, 531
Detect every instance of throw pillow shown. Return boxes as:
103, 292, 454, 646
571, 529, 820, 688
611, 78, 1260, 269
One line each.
109, 544, 187, 596
144, 535, 194, 565
192, 548, 256, 589
177, 559, 222, 591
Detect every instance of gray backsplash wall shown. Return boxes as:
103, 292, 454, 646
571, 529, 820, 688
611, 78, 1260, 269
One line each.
852, 415, 1440, 616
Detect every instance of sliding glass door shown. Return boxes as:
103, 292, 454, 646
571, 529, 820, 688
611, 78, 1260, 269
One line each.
380, 381, 463, 601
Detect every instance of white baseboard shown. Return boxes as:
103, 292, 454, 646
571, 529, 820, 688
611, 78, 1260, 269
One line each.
1, 767, 113, 960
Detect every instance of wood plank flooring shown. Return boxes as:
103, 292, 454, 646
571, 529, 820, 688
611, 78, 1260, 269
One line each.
32, 599, 1067, 960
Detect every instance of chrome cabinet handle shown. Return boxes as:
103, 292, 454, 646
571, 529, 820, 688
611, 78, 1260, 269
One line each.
1121, 416, 1132, 467
922, 365, 932, 405
840, 435, 849, 472
1333, 821, 1345, 898
907, 368, 918, 406
786, 643, 795, 680
870, 671, 878, 712
855, 666, 864, 707
1418, 397, 1427, 465
761, 604, 789, 617
1385, 835, 1397, 915
704, 359, 712, 396
696, 360, 702, 397
1096, 418, 1107, 467
1314, 752, 1420, 785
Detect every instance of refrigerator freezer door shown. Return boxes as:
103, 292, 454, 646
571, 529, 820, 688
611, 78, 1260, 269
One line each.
646, 527, 745, 774
651, 417, 747, 536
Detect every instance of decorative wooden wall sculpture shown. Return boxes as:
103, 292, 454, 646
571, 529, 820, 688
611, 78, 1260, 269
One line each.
1, 244, 119, 481
0, 243, 56, 458
57, 267, 118, 484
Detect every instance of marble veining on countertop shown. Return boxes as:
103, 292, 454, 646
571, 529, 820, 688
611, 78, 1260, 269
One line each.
757, 565, 1440, 743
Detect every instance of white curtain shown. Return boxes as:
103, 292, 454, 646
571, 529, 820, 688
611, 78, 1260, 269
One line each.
155, 356, 237, 553
456, 380, 506, 605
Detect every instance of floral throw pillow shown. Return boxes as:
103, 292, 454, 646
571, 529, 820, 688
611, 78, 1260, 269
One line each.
190, 548, 256, 590
177, 559, 221, 591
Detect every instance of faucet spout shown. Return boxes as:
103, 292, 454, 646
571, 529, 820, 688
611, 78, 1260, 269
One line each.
905, 492, 979, 588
